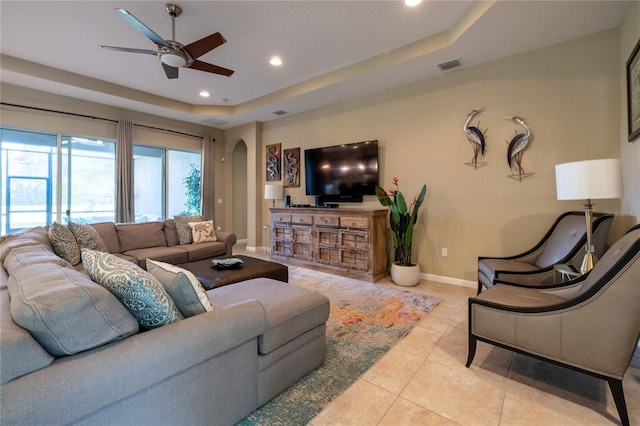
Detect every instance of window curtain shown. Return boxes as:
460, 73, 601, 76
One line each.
116, 120, 134, 223
201, 136, 215, 220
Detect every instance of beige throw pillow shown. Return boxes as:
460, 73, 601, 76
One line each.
188, 220, 217, 244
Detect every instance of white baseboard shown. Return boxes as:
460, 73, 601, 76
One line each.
421, 273, 476, 289
245, 245, 270, 253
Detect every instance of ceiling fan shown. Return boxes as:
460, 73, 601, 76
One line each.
99, 3, 234, 79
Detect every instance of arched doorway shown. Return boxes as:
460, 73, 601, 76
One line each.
232, 140, 248, 240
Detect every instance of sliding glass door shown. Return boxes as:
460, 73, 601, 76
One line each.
1, 128, 115, 234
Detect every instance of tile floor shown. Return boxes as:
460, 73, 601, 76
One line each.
235, 244, 640, 426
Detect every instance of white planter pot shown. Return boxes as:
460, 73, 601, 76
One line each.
390, 262, 421, 287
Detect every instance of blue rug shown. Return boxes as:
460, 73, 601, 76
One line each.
237, 266, 441, 426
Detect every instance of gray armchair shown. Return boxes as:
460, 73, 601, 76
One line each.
467, 224, 640, 426
477, 211, 613, 294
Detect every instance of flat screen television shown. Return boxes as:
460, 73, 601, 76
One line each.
304, 140, 378, 203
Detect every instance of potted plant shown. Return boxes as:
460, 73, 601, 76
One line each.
375, 177, 427, 286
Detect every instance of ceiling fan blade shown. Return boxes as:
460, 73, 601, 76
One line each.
116, 8, 170, 48
162, 63, 179, 79
184, 32, 226, 59
99, 45, 159, 55
188, 60, 234, 77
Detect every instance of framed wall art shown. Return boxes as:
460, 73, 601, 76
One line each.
266, 143, 281, 181
627, 37, 640, 142
283, 147, 300, 187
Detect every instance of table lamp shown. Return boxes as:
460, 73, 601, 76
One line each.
555, 158, 622, 273
264, 184, 283, 207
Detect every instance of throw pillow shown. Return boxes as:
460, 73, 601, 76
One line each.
174, 214, 205, 244
146, 259, 213, 318
68, 221, 108, 252
81, 249, 183, 329
48, 222, 80, 265
188, 220, 218, 244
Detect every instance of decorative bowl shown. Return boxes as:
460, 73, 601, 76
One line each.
211, 258, 244, 270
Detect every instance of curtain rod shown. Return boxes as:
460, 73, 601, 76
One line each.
1, 102, 210, 141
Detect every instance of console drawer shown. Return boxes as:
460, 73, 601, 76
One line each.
340, 216, 369, 229
314, 215, 339, 227
272, 213, 291, 224
291, 214, 313, 225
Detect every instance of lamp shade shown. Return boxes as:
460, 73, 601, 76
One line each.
264, 184, 283, 200
555, 159, 622, 201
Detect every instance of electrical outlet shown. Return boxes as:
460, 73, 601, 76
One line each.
441, 248, 448, 257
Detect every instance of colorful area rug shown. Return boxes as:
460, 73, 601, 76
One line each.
237, 266, 441, 426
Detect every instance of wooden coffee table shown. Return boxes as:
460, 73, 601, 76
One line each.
177, 255, 288, 290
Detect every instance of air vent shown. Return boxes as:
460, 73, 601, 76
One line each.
273, 110, 288, 116
437, 58, 462, 71
201, 117, 229, 127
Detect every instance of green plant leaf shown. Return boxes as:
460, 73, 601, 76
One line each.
396, 191, 408, 214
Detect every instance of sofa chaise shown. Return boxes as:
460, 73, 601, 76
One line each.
0, 225, 330, 425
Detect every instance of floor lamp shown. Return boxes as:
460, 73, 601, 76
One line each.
555, 158, 622, 274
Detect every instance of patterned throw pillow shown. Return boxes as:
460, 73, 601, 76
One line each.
81, 249, 183, 328
48, 222, 81, 265
174, 214, 205, 244
68, 221, 108, 252
188, 220, 218, 244
147, 259, 213, 318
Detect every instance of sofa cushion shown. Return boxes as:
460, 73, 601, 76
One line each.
48, 222, 81, 265
174, 214, 205, 244
3, 242, 70, 272
180, 241, 227, 262
91, 222, 121, 253
82, 249, 183, 329
163, 219, 180, 246
1, 235, 62, 265
68, 221, 108, 252
0, 289, 54, 384
0, 226, 52, 254
147, 259, 213, 318
189, 220, 218, 243
209, 278, 330, 354
5, 246, 139, 356
123, 246, 189, 270
116, 222, 167, 252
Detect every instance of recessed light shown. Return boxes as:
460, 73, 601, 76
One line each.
270, 56, 283, 66
199, 91, 210, 98
405, 0, 422, 6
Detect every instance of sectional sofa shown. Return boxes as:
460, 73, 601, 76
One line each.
0, 223, 330, 425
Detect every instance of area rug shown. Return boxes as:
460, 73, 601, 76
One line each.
237, 266, 441, 426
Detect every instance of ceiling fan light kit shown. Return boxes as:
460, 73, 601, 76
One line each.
99, 3, 234, 79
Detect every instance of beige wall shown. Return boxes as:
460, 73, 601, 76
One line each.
620, 1, 640, 223
0, 84, 227, 224
223, 122, 262, 249
258, 28, 626, 283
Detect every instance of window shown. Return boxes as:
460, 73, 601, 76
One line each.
60, 136, 116, 224
134, 145, 201, 222
1, 128, 115, 234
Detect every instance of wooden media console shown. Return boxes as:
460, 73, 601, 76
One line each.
269, 207, 389, 282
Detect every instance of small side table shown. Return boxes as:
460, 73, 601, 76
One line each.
262, 224, 271, 254
553, 263, 581, 283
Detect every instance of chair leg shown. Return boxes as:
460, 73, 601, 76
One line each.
476, 281, 483, 295
466, 334, 477, 368
607, 378, 629, 426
